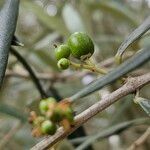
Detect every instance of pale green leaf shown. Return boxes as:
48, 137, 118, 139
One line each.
88, 0, 138, 27
21, 0, 69, 37
115, 16, 150, 63
75, 118, 149, 150
62, 4, 85, 33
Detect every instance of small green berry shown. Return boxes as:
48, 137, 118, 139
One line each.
68, 32, 94, 59
55, 44, 71, 60
57, 58, 70, 70
46, 97, 56, 105
50, 108, 64, 122
41, 120, 57, 135
64, 107, 74, 123
39, 100, 48, 114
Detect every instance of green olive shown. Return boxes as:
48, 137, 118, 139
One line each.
50, 108, 64, 122
39, 100, 48, 114
41, 120, 57, 135
46, 97, 56, 105
57, 58, 70, 70
64, 107, 74, 123
55, 44, 71, 60
68, 32, 94, 59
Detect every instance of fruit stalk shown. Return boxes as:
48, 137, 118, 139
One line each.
70, 61, 107, 74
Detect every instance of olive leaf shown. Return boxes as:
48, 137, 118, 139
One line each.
62, 4, 85, 33
115, 16, 150, 63
0, 0, 19, 87
75, 118, 149, 150
135, 97, 150, 117
0, 103, 27, 122
70, 47, 150, 101
88, 0, 137, 27
22, 0, 69, 37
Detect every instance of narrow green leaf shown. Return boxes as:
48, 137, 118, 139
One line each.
75, 118, 149, 150
70, 47, 150, 101
135, 97, 150, 116
62, 4, 85, 33
115, 16, 150, 63
88, 0, 137, 27
22, 0, 69, 37
0, 103, 27, 122
0, 0, 19, 86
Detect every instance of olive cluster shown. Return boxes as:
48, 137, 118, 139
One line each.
55, 32, 94, 70
29, 97, 74, 137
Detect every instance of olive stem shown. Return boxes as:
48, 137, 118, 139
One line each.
70, 61, 107, 74
10, 48, 48, 99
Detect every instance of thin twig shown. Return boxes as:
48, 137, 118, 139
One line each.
31, 73, 150, 150
5, 67, 148, 82
127, 127, 150, 150
70, 61, 107, 74
10, 48, 48, 98
5, 69, 80, 82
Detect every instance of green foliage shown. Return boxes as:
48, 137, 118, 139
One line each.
75, 118, 150, 150
88, 0, 138, 27
0, 0, 19, 86
0, 0, 150, 149
21, 0, 69, 36
115, 16, 150, 63
71, 47, 150, 101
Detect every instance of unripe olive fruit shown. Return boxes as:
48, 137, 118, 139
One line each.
57, 58, 70, 70
64, 107, 74, 123
68, 32, 94, 59
39, 100, 48, 114
41, 120, 57, 135
46, 97, 56, 105
50, 108, 64, 122
55, 44, 71, 60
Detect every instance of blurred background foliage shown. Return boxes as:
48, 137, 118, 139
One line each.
0, 0, 150, 149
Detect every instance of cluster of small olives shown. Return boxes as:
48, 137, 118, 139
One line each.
55, 32, 94, 70
29, 97, 74, 137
